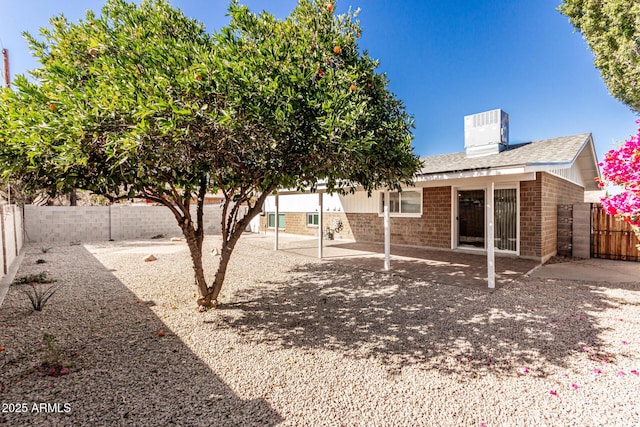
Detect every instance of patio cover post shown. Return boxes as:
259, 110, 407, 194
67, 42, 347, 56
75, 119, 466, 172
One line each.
384, 205, 390, 271
274, 193, 279, 251
318, 191, 323, 259
487, 182, 495, 288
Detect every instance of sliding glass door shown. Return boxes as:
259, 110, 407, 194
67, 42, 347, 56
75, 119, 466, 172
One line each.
494, 188, 517, 251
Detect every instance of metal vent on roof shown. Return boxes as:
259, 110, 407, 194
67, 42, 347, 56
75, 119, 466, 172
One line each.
472, 110, 500, 128
464, 109, 509, 157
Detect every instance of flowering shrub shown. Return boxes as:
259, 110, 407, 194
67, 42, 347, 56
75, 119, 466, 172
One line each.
599, 120, 640, 235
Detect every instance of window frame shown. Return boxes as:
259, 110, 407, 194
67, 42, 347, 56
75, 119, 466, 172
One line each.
307, 212, 319, 227
267, 212, 286, 230
379, 189, 423, 217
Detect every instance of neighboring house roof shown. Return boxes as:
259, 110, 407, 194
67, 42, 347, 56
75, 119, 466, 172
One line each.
418, 133, 600, 191
584, 190, 606, 203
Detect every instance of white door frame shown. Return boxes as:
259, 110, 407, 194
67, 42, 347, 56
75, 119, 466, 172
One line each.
451, 183, 520, 255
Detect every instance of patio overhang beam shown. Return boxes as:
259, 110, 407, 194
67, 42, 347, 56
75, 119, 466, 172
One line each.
416, 168, 534, 182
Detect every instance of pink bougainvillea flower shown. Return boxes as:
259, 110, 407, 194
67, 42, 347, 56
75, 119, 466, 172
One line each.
551, 319, 558, 323
599, 119, 640, 230
480, 423, 487, 427
522, 368, 529, 374
594, 368, 602, 374
571, 383, 579, 390
581, 346, 589, 352
622, 340, 629, 345
630, 370, 639, 376
550, 390, 557, 396
579, 317, 584, 321
618, 371, 626, 376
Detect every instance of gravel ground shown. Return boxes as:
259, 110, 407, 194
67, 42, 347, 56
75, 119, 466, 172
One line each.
1, 235, 640, 426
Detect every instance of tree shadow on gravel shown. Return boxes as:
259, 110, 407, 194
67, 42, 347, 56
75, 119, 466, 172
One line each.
219, 260, 638, 378
0, 245, 281, 427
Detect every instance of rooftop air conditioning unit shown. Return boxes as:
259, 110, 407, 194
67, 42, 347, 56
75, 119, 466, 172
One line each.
464, 109, 509, 157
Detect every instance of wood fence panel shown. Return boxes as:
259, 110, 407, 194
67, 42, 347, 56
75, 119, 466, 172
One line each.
591, 204, 640, 261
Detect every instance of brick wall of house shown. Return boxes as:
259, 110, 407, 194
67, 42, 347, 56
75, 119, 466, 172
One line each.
540, 172, 584, 261
259, 212, 354, 239
345, 187, 452, 248
520, 173, 584, 261
520, 179, 542, 259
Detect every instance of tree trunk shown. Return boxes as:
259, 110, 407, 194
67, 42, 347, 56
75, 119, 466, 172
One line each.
207, 191, 272, 305
182, 221, 211, 307
209, 231, 241, 303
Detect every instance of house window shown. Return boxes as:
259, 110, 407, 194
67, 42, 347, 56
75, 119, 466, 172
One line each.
307, 213, 319, 227
267, 213, 285, 229
380, 190, 422, 215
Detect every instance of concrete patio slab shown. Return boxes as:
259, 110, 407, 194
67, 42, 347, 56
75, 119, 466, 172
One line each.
529, 258, 640, 283
242, 233, 539, 290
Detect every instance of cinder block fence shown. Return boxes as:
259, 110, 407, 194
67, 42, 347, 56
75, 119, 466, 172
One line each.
23, 205, 222, 243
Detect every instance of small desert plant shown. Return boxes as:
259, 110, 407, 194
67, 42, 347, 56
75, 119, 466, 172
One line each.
40, 247, 52, 254
36, 259, 47, 264
151, 233, 165, 239
69, 240, 81, 246
12, 272, 56, 285
40, 333, 68, 377
23, 283, 59, 311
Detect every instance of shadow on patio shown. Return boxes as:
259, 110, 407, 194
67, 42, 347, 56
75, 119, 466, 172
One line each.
244, 233, 539, 290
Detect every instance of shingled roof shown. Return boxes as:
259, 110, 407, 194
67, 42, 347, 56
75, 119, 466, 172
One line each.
419, 133, 592, 175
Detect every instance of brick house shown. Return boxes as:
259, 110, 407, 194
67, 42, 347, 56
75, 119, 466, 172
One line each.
259, 109, 600, 263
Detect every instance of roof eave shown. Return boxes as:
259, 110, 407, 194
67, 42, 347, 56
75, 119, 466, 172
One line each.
416, 166, 529, 181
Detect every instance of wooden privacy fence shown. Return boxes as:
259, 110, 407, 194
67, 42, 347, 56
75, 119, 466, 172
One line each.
591, 204, 640, 261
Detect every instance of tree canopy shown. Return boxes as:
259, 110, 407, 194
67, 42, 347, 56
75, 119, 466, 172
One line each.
0, 0, 420, 308
559, 0, 640, 112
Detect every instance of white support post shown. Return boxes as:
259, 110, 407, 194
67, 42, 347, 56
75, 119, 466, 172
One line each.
487, 182, 496, 288
318, 192, 323, 259
384, 205, 390, 271
274, 193, 279, 251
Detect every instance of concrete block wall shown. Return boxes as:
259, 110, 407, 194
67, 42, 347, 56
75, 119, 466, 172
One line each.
110, 205, 221, 240
24, 206, 110, 243
24, 205, 222, 243
1, 205, 24, 276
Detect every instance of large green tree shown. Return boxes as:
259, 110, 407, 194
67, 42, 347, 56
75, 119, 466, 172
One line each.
559, 0, 640, 112
0, 0, 419, 308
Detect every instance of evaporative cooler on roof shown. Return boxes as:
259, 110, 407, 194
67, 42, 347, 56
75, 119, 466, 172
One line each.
464, 109, 509, 157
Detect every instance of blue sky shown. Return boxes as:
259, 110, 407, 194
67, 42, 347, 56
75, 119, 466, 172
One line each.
1, 0, 637, 161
